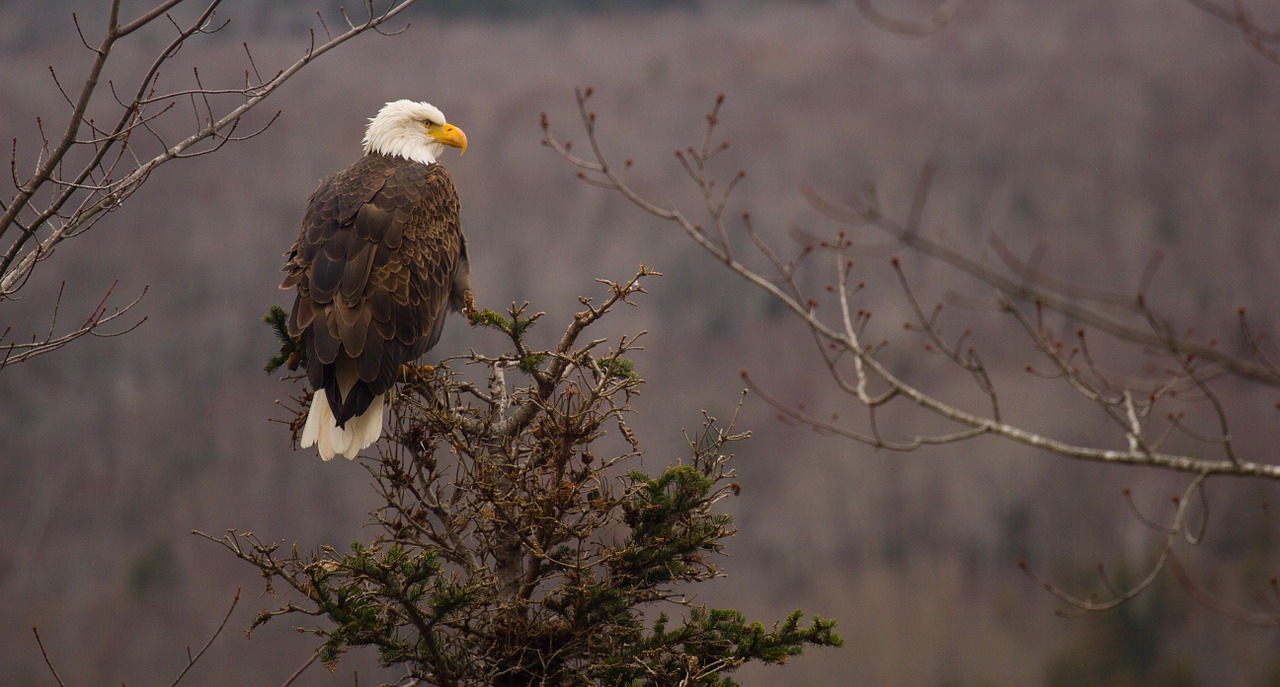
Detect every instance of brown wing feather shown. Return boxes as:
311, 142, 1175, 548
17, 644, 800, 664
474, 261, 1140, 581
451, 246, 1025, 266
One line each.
281, 153, 469, 427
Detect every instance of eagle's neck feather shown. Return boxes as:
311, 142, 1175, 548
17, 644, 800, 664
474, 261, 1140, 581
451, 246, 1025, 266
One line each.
362, 122, 441, 166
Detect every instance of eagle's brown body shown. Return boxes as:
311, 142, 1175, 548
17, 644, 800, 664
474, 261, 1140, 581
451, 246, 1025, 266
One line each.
281, 152, 470, 449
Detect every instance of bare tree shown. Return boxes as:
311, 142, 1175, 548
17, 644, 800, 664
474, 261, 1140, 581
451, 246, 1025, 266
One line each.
541, 78, 1280, 624
0, 0, 424, 371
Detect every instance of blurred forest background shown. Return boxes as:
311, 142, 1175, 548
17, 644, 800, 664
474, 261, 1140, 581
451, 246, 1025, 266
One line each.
4, 0, 1280, 685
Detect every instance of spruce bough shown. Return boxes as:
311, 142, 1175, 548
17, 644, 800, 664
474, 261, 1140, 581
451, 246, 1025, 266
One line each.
206, 269, 840, 685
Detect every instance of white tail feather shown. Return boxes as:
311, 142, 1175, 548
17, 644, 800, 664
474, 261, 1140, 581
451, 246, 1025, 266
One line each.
299, 360, 385, 461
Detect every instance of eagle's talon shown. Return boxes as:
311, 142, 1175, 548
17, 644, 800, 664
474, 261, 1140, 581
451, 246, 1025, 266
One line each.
463, 290, 477, 319
400, 364, 436, 384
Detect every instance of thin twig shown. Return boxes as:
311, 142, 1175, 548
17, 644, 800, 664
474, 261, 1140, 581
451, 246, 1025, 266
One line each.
167, 589, 241, 687
32, 627, 67, 687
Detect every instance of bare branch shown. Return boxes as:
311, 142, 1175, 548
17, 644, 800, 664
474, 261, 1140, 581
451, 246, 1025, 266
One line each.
280, 652, 320, 687
1019, 475, 1209, 616
1, 0, 425, 370
167, 589, 240, 687
32, 627, 67, 687
546, 89, 1280, 482
0, 282, 147, 371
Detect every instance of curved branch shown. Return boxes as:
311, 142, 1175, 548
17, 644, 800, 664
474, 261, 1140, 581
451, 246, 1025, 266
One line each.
545, 90, 1280, 482
0, 282, 147, 371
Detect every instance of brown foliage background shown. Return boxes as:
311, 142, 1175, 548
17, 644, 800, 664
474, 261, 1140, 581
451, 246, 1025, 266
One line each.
3, 1, 1280, 684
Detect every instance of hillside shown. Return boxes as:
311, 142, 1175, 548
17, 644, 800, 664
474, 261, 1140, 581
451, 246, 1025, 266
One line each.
3, 1, 1280, 684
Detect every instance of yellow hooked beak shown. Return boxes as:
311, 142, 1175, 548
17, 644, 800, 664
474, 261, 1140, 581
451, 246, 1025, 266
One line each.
427, 121, 467, 156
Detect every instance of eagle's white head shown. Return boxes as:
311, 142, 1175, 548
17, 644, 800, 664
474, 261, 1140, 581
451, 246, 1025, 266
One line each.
362, 99, 468, 166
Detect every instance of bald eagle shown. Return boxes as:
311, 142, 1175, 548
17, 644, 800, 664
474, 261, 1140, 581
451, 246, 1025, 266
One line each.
280, 100, 471, 461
